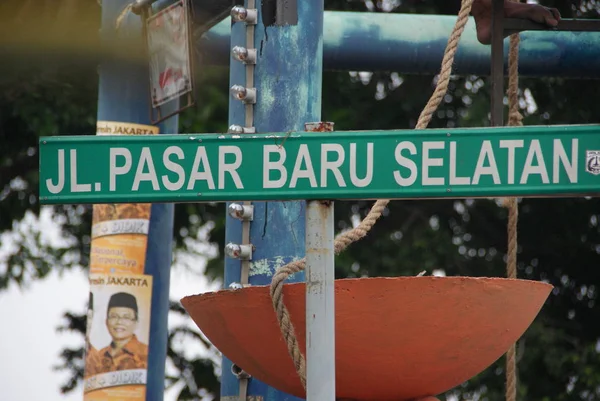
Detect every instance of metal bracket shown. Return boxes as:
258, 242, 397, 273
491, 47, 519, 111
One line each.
231, 364, 251, 401
232, 46, 257, 64
228, 125, 256, 134
228, 0, 257, 296
225, 243, 253, 260
228, 203, 255, 221
230, 85, 257, 104
231, 6, 258, 24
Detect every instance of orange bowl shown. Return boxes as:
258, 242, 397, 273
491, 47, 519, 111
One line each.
181, 276, 551, 400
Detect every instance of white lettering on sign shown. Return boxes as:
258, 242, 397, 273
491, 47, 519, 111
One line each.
263, 145, 287, 189
499, 140, 524, 184
393, 138, 579, 187
46, 149, 65, 194
132, 147, 160, 191
107, 145, 245, 192
350, 143, 373, 187
553, 138, 578, 183
449, 142, 470, 185
263, 143, 374, 189
110, 148, 132, 191
290, 144, 318, 188
394, 141, 418, 186
187, 146, 215, 190
219, 146, 244, 189
42, 136, 581, 199
520, 139, 549, 184
472, 140, 500, 185
70, 149, 92, 192
162, 146, 186, 190
321, 144, 346, 187
422, 141, 445, 186
184, 146, 244, 191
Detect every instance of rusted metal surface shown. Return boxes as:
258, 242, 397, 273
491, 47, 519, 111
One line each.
181, 276, 552, 400
305, 121, 335, 132
504, 17, 600, 34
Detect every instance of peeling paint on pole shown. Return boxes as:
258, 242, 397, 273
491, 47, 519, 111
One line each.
222, 1, 323, 401
262, 0, 298, 26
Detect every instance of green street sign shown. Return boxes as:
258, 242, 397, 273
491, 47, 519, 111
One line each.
38, 124, 600, 205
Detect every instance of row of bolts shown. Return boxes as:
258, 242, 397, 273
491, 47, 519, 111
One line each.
229, 5, 257, 135
226, 5, 257, 289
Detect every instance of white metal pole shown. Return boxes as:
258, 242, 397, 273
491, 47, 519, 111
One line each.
305, 122, 336, 401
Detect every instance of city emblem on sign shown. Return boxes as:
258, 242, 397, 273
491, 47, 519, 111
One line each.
586, 150, 600, 175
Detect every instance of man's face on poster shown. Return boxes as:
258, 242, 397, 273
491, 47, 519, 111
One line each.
106, 307, 137, 341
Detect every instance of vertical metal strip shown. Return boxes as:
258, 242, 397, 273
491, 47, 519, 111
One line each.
238, 377, 249, 401
237, 1, 256, 399
304, 122, 336, 401
490, 0, 505, 126
240, 205, 251, 285
239, 0, 254, 289
245, 0, 255, 130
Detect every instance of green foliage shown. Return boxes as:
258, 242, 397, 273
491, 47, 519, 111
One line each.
3, 0, 600, 400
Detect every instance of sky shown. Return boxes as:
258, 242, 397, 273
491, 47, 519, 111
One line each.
0, 207, 217, 401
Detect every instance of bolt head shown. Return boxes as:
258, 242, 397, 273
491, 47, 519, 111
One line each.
232, 46, 249, 62
230, 6, 248, 22
228, 125, 244, 135
230, 85, 247, 100
228, 203, 244, 218
229, 282, 243, 290
225, 243, 242, 258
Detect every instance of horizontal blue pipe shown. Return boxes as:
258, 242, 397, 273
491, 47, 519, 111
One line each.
196, 11, 600, 78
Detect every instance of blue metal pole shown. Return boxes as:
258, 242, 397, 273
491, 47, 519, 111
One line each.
197, 11, 600, 78
222, 1, 323, 401
96, 3, 177, 401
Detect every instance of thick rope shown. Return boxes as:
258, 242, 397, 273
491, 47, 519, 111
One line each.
505, 3, 522, 398
115, 3, 133, 30
504, 196, 518, 401
268, 0, 475, 388
507, 30, 523, 127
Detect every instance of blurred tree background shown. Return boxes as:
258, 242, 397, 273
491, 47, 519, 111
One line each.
2, 0, 600, 400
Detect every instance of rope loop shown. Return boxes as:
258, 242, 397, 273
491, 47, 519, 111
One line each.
268, 0, 476, 388
269, 3, 522, 400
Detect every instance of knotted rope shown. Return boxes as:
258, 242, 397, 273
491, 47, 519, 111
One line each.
269, 0, 475, 389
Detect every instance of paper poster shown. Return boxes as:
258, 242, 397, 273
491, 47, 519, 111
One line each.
84, 274, 153, 401
83, 120, 158, 401
146, 0, 193, 107
90, 204, 151, 276
96, 121, 160, 136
